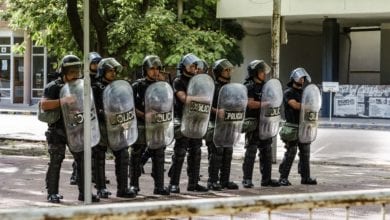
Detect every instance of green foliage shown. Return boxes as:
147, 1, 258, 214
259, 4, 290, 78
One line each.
2, 0, 244, 79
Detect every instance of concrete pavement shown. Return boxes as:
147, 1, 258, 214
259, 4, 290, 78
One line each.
1, 104, 390, 211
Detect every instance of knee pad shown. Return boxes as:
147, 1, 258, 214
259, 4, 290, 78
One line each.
174, 146, 187, 162
245, 144, 257, 157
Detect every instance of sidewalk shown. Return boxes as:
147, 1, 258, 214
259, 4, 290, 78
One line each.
1, 103, 390, 131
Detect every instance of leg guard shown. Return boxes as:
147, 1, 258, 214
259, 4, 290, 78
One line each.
278, 142, 298, 180
259, 142, 272, 183
151, 148, 165, 189
220, 147, 233, 185
93, 145, 107, 190
129, 144, 144, 190
70, 160, 77, 185
46, 147, 65, 195
242, 144, 257, 181
298, 143, 316, 185
169, 138, 187, 185
207, 142, 223, 184
187, 142, 202, 185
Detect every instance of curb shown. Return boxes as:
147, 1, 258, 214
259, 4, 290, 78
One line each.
0, 110, 37, 115
318, 122, 390, 130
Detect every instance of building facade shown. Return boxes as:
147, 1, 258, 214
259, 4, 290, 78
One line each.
217, 0, 390, 118
0, 27, 51, 105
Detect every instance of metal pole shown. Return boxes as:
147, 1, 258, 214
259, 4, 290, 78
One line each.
329, 92, 332, 121
271, 0, 281, 79
271, 0, 281, 163
83, 0, 91, 204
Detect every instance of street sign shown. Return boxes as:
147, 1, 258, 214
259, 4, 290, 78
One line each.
322, 81, 339, 93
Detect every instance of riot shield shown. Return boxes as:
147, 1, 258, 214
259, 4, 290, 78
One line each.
299, 84, 322, 143
213, 83, 247, 147
145, 81, 174, 149
181, 74, 215, 138
259, 79, 283, 140
103, 80, 138, 151
60, 79, 100, 152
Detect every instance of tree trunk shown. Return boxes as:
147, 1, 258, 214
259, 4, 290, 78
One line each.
66, 0, 83, 52
90, 0, 108, 56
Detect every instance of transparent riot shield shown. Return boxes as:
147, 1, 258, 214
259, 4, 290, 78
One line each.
213, 83, 248, 147
181, 74, 215, 138
60, 79, 100, 152
145, 81, 174, 149
259, 79, 283, 140
299, 84, 322, 143
103, 80, 138, 151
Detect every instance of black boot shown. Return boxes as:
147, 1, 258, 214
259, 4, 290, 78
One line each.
242, 179, 254, 188
47, 194, 63, 203
78, 193, 100, 202
114, 148, 136, 198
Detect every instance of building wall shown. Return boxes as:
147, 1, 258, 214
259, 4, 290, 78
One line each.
217, 0, 390, 19
232, 25, 322, 87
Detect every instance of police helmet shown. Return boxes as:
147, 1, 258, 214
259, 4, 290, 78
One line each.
246, 60, 271, 80
178, 53, 200, 75
212, 59, 233, 78
88, 52, 102, 64
197, 59, 209, 74
288, 67, 311, 85
97, 58, 123, 79
142, 55, 163, 77
59, 55, 82, 76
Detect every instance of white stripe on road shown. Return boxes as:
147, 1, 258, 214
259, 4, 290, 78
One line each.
312, 143, 331, 156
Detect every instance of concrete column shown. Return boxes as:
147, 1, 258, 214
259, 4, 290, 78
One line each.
380, 23, 390, 84
322, 18, 339, 117
23, 31, 32, 105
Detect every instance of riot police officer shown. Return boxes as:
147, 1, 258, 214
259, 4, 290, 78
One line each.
129, 55, 170, 195
168, 53, 208, 193
92, 58, 136, 198
70, 51, 102, 186
278, 68, 317, 186
207, 59, 239, 191
242, 60, 280, 188
41, 55, 99, 203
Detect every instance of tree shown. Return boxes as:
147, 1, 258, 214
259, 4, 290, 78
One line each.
2, 0, 244, 79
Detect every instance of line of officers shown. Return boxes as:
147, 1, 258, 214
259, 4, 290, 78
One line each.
40, 52, 320, 203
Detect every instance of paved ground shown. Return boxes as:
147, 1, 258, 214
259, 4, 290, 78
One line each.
1, 104, 390, 219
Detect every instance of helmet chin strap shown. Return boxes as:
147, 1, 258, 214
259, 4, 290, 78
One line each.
183, 71, 194, 78
219, 75, 231, 81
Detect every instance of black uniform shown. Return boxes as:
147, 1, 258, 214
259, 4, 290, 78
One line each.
168, 74, 208, 193
92, 80, 135, 198
242, 79, 279, 187
130, 78, 169, 195
278, 86, 317, 185
44, 79, 98, 202
206, 79, 237, 190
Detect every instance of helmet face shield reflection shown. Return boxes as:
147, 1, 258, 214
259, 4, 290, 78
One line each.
290, 67, 311, 83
